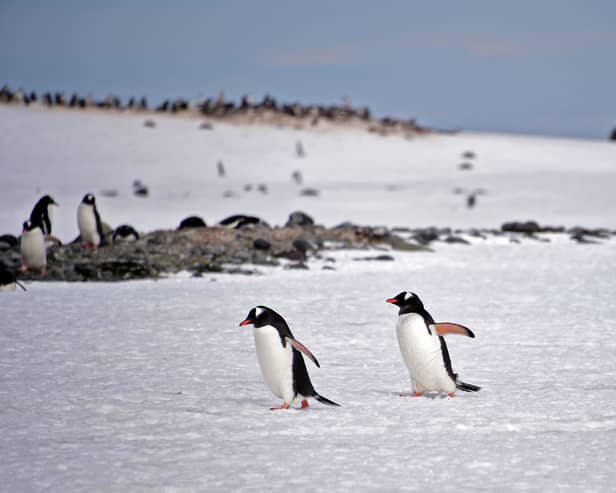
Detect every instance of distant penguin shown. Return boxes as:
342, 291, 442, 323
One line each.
29, 195, 58, 235
112, 225, 139, 244
20, 220, 47, 277
178, 216, 207, 230
239, 306, 340, 410
218, 214, 262, 229
0, 264, 26, 291
386, 291, 480, 397
77, 193, 104, 249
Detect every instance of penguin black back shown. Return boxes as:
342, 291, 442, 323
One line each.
30, 195, 57, 234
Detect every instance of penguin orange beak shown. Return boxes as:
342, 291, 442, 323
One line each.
386, 298, 397, 304
239, 319, 252, 327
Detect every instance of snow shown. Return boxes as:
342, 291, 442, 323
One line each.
1, 105, 616, 491
1, 105, 616, 241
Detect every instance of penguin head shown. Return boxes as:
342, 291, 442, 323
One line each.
82, 193, 96, 205
239, 305, 277, 328
386, 291, 424, 312
40, 195, 58, 207
22, 220, 38, 232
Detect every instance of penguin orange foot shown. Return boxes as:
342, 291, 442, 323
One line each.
270, 403, 290, 411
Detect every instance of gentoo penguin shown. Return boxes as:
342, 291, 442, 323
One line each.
0, 265, 26, 291
239, 306, 340, 410
20, 220, 47, 277
29, 195, 58, 235
112, 224, 139, 244
77, 193, 104, 249
386, 291, 480, 397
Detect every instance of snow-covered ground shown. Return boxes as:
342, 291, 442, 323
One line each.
1, 105, 616, 491
2, 244, 616, 491
1, 105, 615, 241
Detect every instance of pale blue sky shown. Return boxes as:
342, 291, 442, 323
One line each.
1, 1, 615, 138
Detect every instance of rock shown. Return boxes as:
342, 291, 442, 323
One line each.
300, 187, 319, 197
143, 119, 156, 128
133, 179, 149, 197
459, 162, 473, 171
462, 151, 476, 159
353, 254, 395, 261
610, 128, 616, 141
443, 235, 470, 245
502, 221, 540, 234
100, 189, 119, 198
178, 216, 207, 229
253, 238, 271, 250
285, 211, 314, 227
411, 228, 440, 245
200, 121, 214, 130
284, 262, 309, 270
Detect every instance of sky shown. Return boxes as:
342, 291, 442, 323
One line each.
1, 0, 615, 139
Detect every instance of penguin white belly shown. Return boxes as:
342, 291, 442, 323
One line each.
77, 203, 100, 245
21, 229, 46, 269
253, 325, 295, 403
396, 313, 456, 393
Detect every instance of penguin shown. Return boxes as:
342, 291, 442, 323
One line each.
112, 224, 139, 244
29, 195, 58, 235
386, 291, 480, 397
218, 214, 262, 229
20, 220, 47, 277
239, 306, 340, 410
0, 264, 26, 292
77, 193, 104, 249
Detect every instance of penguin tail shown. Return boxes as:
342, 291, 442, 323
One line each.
315, 393, 341, 407
456, 380, 481, 392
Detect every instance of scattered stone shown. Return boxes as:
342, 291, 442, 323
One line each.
253, 238, 271, 250
459, 162, 473, 171
257, 184, 268, 194
133, 180, 149, 197
143, 119, 156, 128
100, 189, 119, 198
217, 160, 225, 177
178, 216, 207, 229
353, 254, 395, 261
0, 234, 18, 248
291, 170, 303, 184
296, 140, 305, 157
200, 121, 213, 130
462, 151, 476, 159
300, 188, 319, 197
443, 235, 471, 245
284, 262, 309, 270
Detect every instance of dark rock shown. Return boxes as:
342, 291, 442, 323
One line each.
322, 265, 336, 271
284, 262, 309, 270
610, 128, 616, 141
571, 233, 600, 244
200, 121, 214, 130
462, 151, 476, 159
143, 119, 156, 128
257, 184, 268, 194
276, 249, 306, 261
459, 162, 473, 171
502, 221, 541, 234
178, 216, 207, 229
443, 236, 471, 245
285, 211, 314, 227
411, 228, 440, 245
300, 187, 319, 197
353, 254, 395, 261
253, 238, 271, 250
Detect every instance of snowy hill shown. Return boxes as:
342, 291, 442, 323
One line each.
1, 105, 615, 243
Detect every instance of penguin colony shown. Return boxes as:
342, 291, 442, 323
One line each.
9, 194, 481, 411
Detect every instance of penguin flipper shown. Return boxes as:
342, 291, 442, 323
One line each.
456, 381, 481, 392
314, 393, 341, 407
286, 337, 320, 368
433, 322, 475, 338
